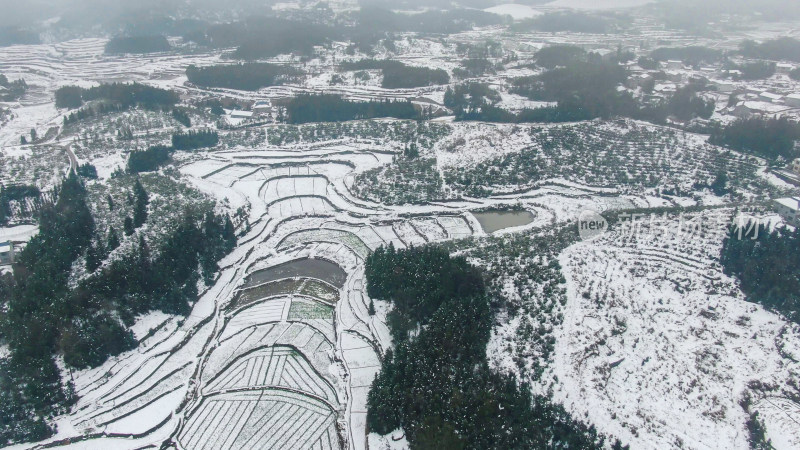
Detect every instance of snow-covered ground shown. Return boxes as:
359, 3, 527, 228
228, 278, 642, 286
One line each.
551, 211, 800, 449
2, 16, 800, 450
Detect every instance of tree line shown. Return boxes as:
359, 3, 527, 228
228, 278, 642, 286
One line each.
128, 131, 219, 174
365, 245, 613, 448
55, 82, 179, 110
172, 129, 219, 150
285, 94, 418, 124
186, 63, 299, 91
127, 145, 172, 173
341, 59, 449, 89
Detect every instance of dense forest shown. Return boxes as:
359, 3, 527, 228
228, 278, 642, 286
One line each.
0, 173, 235, 444
0, 74, 28, 101
728, 61, 776, 80
127, 145, 172, 173
720, 221, 800, 324
55, 83, 179, 110
365, 245, 611, 448
709, 117, 800, 161
341, 60, 449, 89
171, 129, 219, 150
739, 37, 800, 62
450, 48, 715, 125
285, 94, 418, 124
104, 35, 171, 54
186, 63, 299, 91
649, 46, 723, 65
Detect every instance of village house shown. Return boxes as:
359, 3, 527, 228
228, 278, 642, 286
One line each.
759, 91, 783, 103
713, 80, 736, 93
229, 110, 253, 119
253, 100, 273, 115
776, 63, 795, 75
785, 93, 800, 108
774, 197, 800, 227
733, 100, 793, 118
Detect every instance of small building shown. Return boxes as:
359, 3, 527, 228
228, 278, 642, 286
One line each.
253, 100, 273, 115
733, 100, 792, 118
713, 80, 736, 93
785, 93, 800, 108
665, 60, 683, 70
229, 110, 253, 119
759, 91, 783, 102
777, 63, 795, 74
626, 73, 653, 89
0, 241, 14, 265
774, 197, 800, 227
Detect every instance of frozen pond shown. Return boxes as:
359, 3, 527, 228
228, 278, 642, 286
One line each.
473, 210, 535, 233
244, 258, 347, 289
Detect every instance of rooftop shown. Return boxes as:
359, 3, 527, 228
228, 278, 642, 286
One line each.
775, 197, 800, 211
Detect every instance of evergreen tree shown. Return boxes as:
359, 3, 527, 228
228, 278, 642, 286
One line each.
85, 241, 105, 272
223, 214, 236, 248
106, 194, 114, 211
132, 179, 149, 228
123, 216, 134, 236
107, 227, 120, 252
368, 299, 376, 316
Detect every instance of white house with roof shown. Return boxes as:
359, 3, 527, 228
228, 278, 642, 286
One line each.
774, 197, 800, 227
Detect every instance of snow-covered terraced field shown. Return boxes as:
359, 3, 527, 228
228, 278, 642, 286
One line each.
4, 33, 798, 450
20, 133, 574, 450
17, 125, 776, 449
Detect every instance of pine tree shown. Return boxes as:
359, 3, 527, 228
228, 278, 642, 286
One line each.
223, 214, 236, 249
85, 241, 104, 272
368, 299, 376, 316
107, 226, 120, 252
123, 216, 134, 236
106, 194, 114, 211
132, 179, 149, 228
